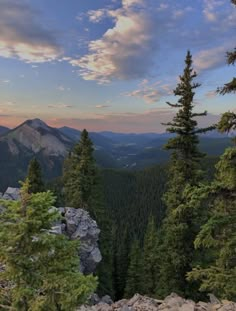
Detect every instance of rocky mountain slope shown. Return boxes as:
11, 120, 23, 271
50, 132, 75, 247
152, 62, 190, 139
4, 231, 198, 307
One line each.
1, 118, 72, 157
0, 119, 74, 191
0, 125, 9, 135
79, 293, 236, 311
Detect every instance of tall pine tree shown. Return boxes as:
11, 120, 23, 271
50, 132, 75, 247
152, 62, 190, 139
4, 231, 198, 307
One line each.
0, 181, 96, 311
187, 147, 236, 300
63, 129, 97, 209
63, 129, 114, 297
217, 0, 236, 134
27, 158, 45, 194
156, 51, 212, 298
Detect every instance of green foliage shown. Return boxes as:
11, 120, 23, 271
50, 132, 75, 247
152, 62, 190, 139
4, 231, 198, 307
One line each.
0, 182, 97, 310
63, 130, 114, 297
217, 112, 236, 134
92, 173, 114, 298
187, 147, 236, 300
217, 2, 236, 132
142, 217, 159, 296
157, 51, 211, 298
124, 240, 143, 298
27, 158, 45, 193
102, 166, 167, 299
63, 129, 97, 209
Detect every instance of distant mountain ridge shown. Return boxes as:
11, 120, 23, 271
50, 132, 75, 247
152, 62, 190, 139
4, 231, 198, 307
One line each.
0, 125, 9, 135
0, 118, 233, 191
0, 119, 74, 191
1, 119, 72, 157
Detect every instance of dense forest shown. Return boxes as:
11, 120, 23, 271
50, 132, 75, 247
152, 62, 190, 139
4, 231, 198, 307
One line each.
0, 1, 235, 309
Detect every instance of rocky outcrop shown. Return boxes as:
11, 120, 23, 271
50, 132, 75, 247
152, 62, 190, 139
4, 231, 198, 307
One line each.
56, 207, 102, 274
0, 188, 102, 275
1, 187, 20, 200
78, 293, 236, 311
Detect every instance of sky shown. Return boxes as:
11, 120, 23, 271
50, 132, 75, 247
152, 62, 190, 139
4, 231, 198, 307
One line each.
0, 0, 235, 132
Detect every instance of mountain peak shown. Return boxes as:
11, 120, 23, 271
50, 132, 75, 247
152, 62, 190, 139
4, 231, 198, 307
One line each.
25, 118, 49, 130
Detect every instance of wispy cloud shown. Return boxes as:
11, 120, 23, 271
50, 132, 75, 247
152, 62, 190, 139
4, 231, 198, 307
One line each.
95, 105, 111, 109
125, 80, 173, 104
194, 44, 233, 71
0, 0, 62, 63
205, 90, 217, 98
48, 103, 74, 109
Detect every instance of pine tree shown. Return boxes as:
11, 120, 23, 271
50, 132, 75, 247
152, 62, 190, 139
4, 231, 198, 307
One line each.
187, 147, 236, 300
217, 1, 236, 134
142, 216, 158, 296
157, 51, 212, 298
92, 175, 114, 298
63, 129, 97, 209
124, 240, 143, 298
113, 226, 130, 300
63, 130, 114, 297
27, 158, 45, 193
0, 181, 96, 311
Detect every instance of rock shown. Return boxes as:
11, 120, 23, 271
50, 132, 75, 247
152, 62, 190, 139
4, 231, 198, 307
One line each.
2, 187, 20, 200
113, 299, 128, 309
63, 207, 102, 274
78, 293, 236, 311
89, 293, 101, 305
101, 295, 113, 305
208, 294, 221, 305
96, 302, 113, 311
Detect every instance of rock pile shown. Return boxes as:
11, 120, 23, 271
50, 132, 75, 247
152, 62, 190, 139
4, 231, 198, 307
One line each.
0, 187, 102, 274
78, 293, 236, 311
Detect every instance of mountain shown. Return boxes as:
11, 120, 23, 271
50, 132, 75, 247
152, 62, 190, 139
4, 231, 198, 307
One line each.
58, 126, 119, 168
0, 119, 73, 191
0, 119, 233, 191
0, 125, 9, 135
2, 119, 73, 157
59, 126, 115, 151
0, 120, 119, 191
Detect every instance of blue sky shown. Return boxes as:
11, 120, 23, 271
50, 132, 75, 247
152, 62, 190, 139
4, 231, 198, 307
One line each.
0, 0, 235, 132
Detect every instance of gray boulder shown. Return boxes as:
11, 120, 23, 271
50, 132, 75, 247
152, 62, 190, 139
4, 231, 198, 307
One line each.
2, 187, 20, 200
62, 207, 102, 274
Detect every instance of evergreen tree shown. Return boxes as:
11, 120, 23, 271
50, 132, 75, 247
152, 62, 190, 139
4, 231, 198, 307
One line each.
27, 158, 45, 193
157, 51, 212, 298
142, 216, 158, 296
92, 175, 114, 298
113, 226, 130, 300
124, 240, 143, 298
63, 130, 114, 297
0, 181, 96, 311
187, 147, 236, 300
63, 129, 97, 209
217, 1, 236, 134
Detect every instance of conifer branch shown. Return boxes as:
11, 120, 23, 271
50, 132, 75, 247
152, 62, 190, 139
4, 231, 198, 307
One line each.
192, 111, 207, 117
166, 102, 182, 108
